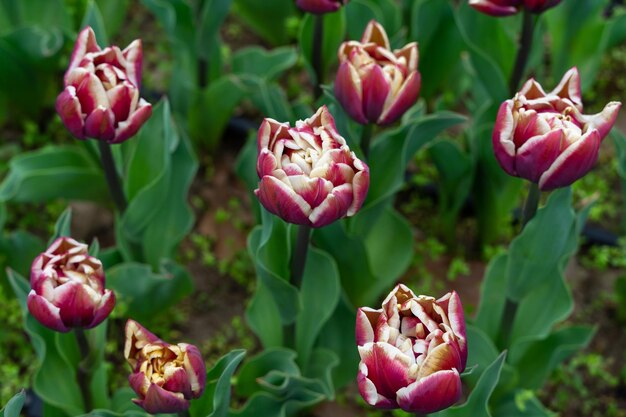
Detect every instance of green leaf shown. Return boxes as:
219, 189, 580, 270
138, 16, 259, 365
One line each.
510, 326, 595, 390
295, 248, 340, 367
493, 390, 556, 417
0, 145, 107, 203
506, 188, 576, 300
245, 281, 284, 348
434, 352, 507, 417
7, 270, 84, 415
299, 10, 346, 84
106, 261, 193, 321
188, 76, 246, 149
81, 0, 108, 45
232, 46, 297, 81
197, 0, 231, 59
232, 0, 297, 45
235, 348, 300, 397
95, 0, 130, 37
48, 207, 72, 246
0, 229, 44, 293
190, 350, 246, 417
1, 391, 25, 417
474, 253, 508, 341
367, 111, 466, 207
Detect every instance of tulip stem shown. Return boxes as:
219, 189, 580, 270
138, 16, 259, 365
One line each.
521, 182, 541, 230
75, 329, 94, 412
98, 141, 128, 214
509, 9, 535, 96
312, 14, 325, 100
361, 123, 373, 160
291, 225, 312, 289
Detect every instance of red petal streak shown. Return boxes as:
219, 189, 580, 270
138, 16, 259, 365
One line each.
56, 87, 86, 139
358, 343, 413, 401
396, 369, 462, 413
362, 64, 391, 123
255, 176, 311, 225
515, 129, 564, 183
378, 71, 421, 125
27, 291, 69, 332
538, 130, 601, 190
334, 62, 367, 124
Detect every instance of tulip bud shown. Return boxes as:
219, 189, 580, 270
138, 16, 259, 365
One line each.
124, 320, 207, 414
56, 27, 152, 144
334, 20, 421, 126
296, 0, 348, 14
493, 67, 621, 190
469, 0, 563, 17
356, 284, 467, 414
255, 106, 369, 228
27, 237, 115, 332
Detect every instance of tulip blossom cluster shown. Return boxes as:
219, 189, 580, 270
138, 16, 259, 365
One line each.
124, 320, 206, 414
255, 106, 369, 228
335, 20, 420, 126
493, 68, 621, 190
356, 285, 467, 414
296, 0, 348, 14
469, 0, 563, 16
27, 237, 115, 332
56, 27, 152, 144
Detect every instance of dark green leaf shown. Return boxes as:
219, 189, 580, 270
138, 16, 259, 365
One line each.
295, 248, 340, 367
48, 207, 72, 246
299, 10, 346, 84
81, 0, 108, 45
0, 145, 107, 203
232, 46, 297, 81
232, 0, 297, 45
235, 348, 300, 397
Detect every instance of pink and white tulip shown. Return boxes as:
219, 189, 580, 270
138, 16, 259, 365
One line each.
469, 0, 563, 16
56, 27, 152, 144
27, 237, 115, 332
255, 106, 369, 228
493, 67, 621, 190
124, 320, 207, 414
296, 0, 348, 14
334, 20, 420, 126
356, 284, 467, 414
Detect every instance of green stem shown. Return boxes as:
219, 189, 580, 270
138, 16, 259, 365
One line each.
75, 329, 93, 412
285, 225, 312, 348
312, 14, 325, 100
98, 141, 128, 214
508, 9, 536, 96
361, 124, 373, 160
500, 182, 541, 348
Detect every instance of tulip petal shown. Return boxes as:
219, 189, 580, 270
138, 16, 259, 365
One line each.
309, 183, 354, 227
255, 176, 312, 226
362, 64, 390, 123
362, 20, 390, 50
87, 290, 116, 329
356, 307, 380, 346
135, 383, 190, 414
437, 291, 467, 369
66, 27, 100, 84
396, 369, 462, 414
358, 342, 413, 404
581, 101, 621, 140
492, 100, 517, 176
515, 129, 564, 183
55, 87, 86, 139
27, 291, 70, 332
182, 344, 207, 398
335, 62, 368, 124
538, 130, 601, 190
468, 0, 520, 16
357, 362, 398, 409
550, 67, 582, 109
417, 343, 462, 378
125, 319, 164, 368
84, 106, 116, 141
295, 0, 343, 14
107, 82, 135, 122
289, 175, 333, 207
378, 71, 421, 125
122, 39, 143, 89
53, 282, 98, 328
76, 72, 109, 114
112, 100, 152, 143
348, 168, 369, 216
162, 367, 193, 399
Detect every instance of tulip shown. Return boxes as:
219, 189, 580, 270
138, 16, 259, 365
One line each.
124, 320, 206, 414
493, 67, 621, 190
255, 106, 369, 227
356, 284, 467, 414
296, 0, 348, 14
27, 237, 115, 332
334, 20, 420, 126
469, 0, 563, 16
56, 27, 152, 144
